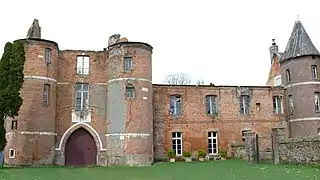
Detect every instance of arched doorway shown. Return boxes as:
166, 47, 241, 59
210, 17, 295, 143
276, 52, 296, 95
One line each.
65, 128, 97, 166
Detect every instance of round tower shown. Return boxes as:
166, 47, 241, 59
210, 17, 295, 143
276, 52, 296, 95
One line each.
106, 34, 153, 166
280, 19, 320, 137
4, 19, 58, 165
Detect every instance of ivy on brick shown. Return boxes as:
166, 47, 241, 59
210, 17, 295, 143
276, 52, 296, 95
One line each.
0, 41, 26, 151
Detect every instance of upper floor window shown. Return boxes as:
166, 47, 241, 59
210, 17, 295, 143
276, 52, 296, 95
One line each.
288, 95, 294, 114
75, 83, 89, 111
124, 57, 133, 71
240, 95, 250, 115
170, 95, 182, 116
274, 76, 282, 86
45, 48, 51, 64
43, 84, 50, 106
286, 69, 291, 82
206, 95, 217, 115
126, 84, 135, 98
312, 65, 318, 79
172, 132, 182, 156
314, 92, 320, 112
273, 96, 282, 114
208, 131, 218, 155
76, 56, 90, 75
11, 120, 17, 130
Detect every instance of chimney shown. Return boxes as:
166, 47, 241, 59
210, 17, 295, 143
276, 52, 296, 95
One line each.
269, 39, 279, 63
26, 19, 41, 39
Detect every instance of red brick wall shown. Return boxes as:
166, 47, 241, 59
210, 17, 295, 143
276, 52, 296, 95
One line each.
153, 85, 287, 157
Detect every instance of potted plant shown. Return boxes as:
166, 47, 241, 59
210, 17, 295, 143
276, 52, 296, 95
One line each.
219, 149, 228, 160
198, 149, 207, 162
167, 150, 176, 162
183, 151, 192, 162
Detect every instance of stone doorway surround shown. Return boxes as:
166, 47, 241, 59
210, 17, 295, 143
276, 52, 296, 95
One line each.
54, 122, 107, 165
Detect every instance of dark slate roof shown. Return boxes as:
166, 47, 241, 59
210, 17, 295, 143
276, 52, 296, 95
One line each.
281, 20, 320, 62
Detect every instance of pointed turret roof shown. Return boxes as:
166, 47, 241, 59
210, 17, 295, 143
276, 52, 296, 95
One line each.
281, 19, 320, 62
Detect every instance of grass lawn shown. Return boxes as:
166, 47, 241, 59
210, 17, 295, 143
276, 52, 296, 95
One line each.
0, 160, 319, 180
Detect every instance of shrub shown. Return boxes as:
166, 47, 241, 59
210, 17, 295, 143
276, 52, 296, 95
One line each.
198, 149, 207, 158
167, 150, 176, 159
182, 151, 192, 158
219, 149, 228, 158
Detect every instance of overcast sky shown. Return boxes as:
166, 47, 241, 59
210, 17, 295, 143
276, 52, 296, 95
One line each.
0, 0, 319, 86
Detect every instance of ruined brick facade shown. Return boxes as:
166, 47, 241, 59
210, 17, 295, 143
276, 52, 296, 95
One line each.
2, 18, 319, 166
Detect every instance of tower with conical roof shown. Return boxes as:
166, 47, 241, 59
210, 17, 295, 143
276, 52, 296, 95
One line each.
280, 17, 320, 137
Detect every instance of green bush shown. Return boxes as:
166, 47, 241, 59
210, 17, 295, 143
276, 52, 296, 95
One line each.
166, 150, 176, 159
219, 149, 228, 158
182, 151, 192, 158
198, 149, 207, 158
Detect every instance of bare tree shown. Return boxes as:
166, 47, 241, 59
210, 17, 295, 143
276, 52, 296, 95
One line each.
164, 73, 192, 85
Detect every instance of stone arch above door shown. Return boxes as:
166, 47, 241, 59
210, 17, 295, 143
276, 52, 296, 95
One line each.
56, 122, 105, 151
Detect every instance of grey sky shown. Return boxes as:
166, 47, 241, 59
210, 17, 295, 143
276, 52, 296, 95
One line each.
0, 0, 319, 86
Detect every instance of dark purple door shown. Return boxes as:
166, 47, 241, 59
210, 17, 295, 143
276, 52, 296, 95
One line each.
65, 128, 97, 166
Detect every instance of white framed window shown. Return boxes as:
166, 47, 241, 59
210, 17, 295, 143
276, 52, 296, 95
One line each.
76, 56, 90, 75
172, 132, 182, 156
9, 149, 15, 159
312, 65, 318, 79
288, 95, 294, 114
124, 57, 133, 71
126, 84, 135, 98
273, 96, 283, 114
43, 84, 50, 106
208, 131, 218, 155
206, 95, 217, 115
274, 75, 282, 86
170, 95, 182, 116
240, 95, 250, 115
314, 92, 320, 112
45, 48, 51, 64
75, 83, 89, 111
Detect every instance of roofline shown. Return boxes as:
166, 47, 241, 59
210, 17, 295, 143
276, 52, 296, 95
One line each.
108, 41, 153, 50
280, 54, 320, 63
152, 84, 285, 89
14, 38, 59, 49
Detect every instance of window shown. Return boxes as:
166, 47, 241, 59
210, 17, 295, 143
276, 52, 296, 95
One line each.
76, 56, 90, 75
314, 92, 320, 112
312, 65, 318, 79
9, 149, 15, 159
43, 84, 50, 106
170, 95, 182, 116
75, 83, 89, 111
206, 95, 217, 115
124, 57, 133, 71
288, 95, 294, 114
274, 76, 282, 86
242, 130, 250, 142
286, 69, 291, 82
240, 95, 250, 115
273, 96, 282, 114
45, 48, 51, 64
11, 120, 17, 130
126, 84, 135, 98
172, 132, 182, 156
208, 132, 218, 155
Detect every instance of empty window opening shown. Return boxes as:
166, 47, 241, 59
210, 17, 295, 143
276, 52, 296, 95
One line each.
256, 103, 261, 111
208, 131, 218, 155
286, 69, 291, 82
170, 95, 182, 116
242, 130, 250, 142
240, 95, 250, 115
172, 132, 182, 156
288, 95, 294, 114
43, 84, 50, 106
11, 120, 17, 130
206, 95, 217, 115
9, 149, 15, 159
315, 92, 320, 112
75, 83, 89, 111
